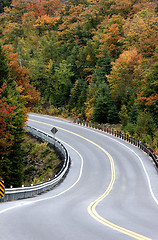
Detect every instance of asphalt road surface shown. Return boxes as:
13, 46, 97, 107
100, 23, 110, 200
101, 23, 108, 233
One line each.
0, 113, 158, 240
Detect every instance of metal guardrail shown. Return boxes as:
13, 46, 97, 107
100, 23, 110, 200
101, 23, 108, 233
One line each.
73, 118, 158, 170
3, 125, 70, 201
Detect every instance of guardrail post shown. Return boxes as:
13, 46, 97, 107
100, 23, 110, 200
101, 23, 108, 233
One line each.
74, 115, 158, 171
135, 139, 137, 146
124, 133, 126, 140
141, 143, 144, 150
140, 142, 142, 149
134, 138, 136, 145
4, 125, 70, 202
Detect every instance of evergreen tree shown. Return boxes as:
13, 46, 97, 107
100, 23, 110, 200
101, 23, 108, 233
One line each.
136, 111, 156, 140
68, 78, 87, 112
4, 86, 26, 187
92, 46, 111, 86
0, 43, 26, 187
129, 105, 138, 124
0, 44, 9, 87
93, 83, 112, 123
107, 104, 119, 124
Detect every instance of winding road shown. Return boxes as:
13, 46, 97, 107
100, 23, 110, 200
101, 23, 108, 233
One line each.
0, 113, 158, 240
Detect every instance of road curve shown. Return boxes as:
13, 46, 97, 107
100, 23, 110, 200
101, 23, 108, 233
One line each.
0, 113, 158, 240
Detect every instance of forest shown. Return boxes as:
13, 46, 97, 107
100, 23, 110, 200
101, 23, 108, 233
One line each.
0, 0, 157, 186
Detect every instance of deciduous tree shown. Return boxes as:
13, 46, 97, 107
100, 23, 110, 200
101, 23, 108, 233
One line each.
123, 9, 158, 57
107, 48, 143, 106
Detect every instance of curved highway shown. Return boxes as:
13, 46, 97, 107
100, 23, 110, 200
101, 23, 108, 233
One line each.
0, 113, 158, 240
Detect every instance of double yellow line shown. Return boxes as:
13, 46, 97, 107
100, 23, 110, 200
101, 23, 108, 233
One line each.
29, 118, 151, 240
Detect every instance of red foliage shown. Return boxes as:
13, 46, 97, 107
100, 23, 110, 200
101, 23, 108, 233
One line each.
0, 83, 14, 152
2, 44, 40, 109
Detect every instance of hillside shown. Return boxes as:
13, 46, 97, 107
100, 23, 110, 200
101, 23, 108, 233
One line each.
0, 0, 157, 186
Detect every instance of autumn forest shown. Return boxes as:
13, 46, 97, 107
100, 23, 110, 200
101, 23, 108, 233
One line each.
0, 0, 158, 186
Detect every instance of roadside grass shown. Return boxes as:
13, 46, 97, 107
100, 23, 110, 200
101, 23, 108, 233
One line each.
22, 133, 62, 186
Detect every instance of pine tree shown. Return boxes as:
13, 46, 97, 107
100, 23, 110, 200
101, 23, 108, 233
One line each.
0, 44, 9, 87
93, 83, 112, 123
92, 47, 111, 86
0, 43, 26, 187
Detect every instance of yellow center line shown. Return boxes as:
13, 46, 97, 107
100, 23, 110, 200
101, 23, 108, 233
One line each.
29, 119, 152, 240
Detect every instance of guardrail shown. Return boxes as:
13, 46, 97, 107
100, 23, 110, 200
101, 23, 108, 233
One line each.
73, 118, 158, 170
3, 125, 70, 202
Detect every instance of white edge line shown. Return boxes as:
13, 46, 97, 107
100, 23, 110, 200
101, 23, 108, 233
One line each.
0, 140, 84, 214
29, 114, 158, 205
90, 128, 158, 206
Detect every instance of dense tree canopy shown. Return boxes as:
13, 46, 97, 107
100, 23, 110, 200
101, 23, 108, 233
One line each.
0, 42, 39, 186
0, 0, 158, 165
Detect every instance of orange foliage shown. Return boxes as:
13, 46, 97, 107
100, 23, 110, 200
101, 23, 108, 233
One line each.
58, 4, 85, 37
109, 0, 133, 17
95, 14, 125, 59
123, 9, 158, 58
136, 91, 158, 107
26, 0, 61, 17
106, 49, 143, 98
86, 74, 93, 84
102, 24, 121, 58
2, 44, 40, 109
133, 0, 157, 15
34, 15, 60, 31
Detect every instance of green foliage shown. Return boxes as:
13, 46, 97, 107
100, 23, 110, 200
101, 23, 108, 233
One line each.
93, 83, 112, 123
119, 105, 129, 127
92, 46, 112, 86
40, 148, 51, 158
135, 111, 156, 139
123, 110, 157, 148
68, 78, 87, 112
0, 0, 157, 151
0, 0, 11, 13
74, 41, 97, 79
0, 45, 9, 87
0, 43, 26, 187
22, 134, 61, 186
1, 84, 26, 187
143, 60, 158, 124
124, 122, 136, 136
129, 105, 138, 124
107, 104, 119, 124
